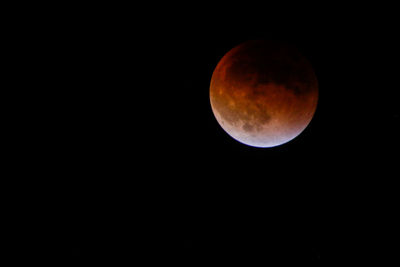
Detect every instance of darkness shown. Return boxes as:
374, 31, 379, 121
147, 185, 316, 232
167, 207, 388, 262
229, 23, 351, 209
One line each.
33, 4, 399, 265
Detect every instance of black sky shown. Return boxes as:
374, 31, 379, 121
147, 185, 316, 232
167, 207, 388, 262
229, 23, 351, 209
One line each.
59, 5, 399, 266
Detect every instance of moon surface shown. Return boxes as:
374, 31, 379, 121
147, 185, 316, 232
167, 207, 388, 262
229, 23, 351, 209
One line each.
210, 40, 318, 148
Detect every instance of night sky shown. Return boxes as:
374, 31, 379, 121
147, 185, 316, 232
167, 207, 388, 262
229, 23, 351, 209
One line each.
63, 5, 399, 266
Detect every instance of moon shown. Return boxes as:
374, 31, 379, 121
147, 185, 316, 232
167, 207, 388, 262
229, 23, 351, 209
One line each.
210, 40, 318, 148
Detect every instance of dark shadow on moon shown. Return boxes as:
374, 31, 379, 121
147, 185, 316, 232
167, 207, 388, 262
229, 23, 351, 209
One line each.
226, 40, 317, 98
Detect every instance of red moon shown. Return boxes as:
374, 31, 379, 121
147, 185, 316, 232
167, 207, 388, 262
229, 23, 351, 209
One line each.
210, 40, 318, 148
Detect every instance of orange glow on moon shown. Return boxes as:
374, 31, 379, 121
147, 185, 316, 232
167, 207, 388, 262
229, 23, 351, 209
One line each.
210, 40, 318, 147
